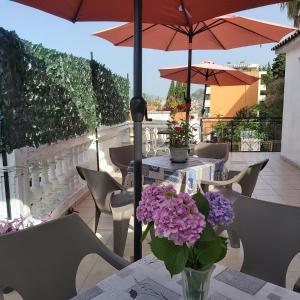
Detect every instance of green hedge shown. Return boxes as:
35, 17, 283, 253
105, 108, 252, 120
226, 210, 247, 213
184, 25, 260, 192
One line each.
0, 27, 129, 153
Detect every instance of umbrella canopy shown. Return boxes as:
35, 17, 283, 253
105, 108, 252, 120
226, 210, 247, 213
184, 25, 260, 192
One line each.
93, 15, 294, 50
12, 0, 288, 25
159, 60, 259, 119
159, 61, 259, 86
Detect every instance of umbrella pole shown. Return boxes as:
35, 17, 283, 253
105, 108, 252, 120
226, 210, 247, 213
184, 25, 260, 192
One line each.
131, 0, 145, 261
90, 52, 100, 172
200, 84, 208, 142
186, 33, 193, 121
201, 84, 207, 117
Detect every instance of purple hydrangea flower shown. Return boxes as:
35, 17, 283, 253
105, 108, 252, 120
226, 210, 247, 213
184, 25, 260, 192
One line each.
153, 192, 206, 247
205, 192, 234, 226
136, 184, 176, 224
0, 216, 34, 235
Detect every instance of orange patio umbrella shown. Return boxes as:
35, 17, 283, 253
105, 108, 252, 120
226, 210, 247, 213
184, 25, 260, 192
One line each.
12, 0, 292, 261
159, 61, 259, 116
93, 15, 294, 110
11, 1, 289, 25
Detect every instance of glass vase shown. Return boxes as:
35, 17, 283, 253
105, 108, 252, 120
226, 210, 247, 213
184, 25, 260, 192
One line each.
181, 265, 215, 300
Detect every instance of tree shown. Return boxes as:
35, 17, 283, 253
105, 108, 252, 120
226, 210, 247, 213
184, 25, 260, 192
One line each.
265, 78, 285, 116
167, 80, 175, 99
272, 54, 286, 79
174, 82, 186, 102
280, 1, 300, 29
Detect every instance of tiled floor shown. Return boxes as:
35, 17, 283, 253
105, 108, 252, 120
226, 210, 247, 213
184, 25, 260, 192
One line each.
4, 152, 300, 299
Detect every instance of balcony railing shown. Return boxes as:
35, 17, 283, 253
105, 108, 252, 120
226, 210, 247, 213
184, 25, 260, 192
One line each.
202, 117, 282, 152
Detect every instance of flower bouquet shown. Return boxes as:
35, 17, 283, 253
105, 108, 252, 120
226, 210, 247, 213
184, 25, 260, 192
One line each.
137, 184, 234, 300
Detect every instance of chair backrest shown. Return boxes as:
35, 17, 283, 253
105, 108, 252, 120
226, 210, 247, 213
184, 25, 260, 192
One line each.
109, 145, 133, 168
78, 167, 122, 213
237, 159, 269, 197
193, 142, 229, 162
0, 214, 129, 300
231, 196, 300, 288
76, 165, 86, 180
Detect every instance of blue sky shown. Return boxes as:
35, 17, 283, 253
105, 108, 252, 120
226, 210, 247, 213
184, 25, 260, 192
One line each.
0, 1, 292, 98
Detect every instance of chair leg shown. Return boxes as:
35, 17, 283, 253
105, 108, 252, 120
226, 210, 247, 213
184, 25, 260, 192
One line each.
227, 229, 240, 248
94, 206, 101, 233
113, 217, 130, 257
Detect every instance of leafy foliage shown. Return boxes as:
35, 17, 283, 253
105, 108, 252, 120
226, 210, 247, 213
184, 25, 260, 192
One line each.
91, 60, 129, 126
0, 27, 129, 152
0, 28, 33, 152
280, 1, 300, 28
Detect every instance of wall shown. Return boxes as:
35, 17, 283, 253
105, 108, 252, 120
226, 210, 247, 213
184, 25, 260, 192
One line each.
278, 38, 300, 167
209, 71, 259, 117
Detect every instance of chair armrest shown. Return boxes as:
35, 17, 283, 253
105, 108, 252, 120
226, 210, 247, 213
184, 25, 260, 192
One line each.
201, 168, 248, 187
110, 175, 127, 191
115, 162, 129, 171
293, 277, 300, 293
227, 170, 240, 180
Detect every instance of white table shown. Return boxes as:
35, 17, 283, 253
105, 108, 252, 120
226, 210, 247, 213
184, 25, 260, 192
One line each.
126, 155, 226, 194
72, 255, 299, 300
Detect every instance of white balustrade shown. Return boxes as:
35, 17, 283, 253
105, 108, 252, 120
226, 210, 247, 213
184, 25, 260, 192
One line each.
0, 123, 133, 221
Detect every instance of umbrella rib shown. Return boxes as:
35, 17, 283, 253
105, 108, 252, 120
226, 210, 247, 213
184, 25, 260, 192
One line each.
72, 0, 84, 22
165, 30, 178, 51
206, 23, 226, 50
163, 24, 188, 36
213, 72, 221, 86
191, 69, 198, 79
192, 22, 201, 34
224, 19, 279, 43
192, 67, 208, 78
115, 24, 157, 46
225, 71, 252, 85
193, 19, 225, 36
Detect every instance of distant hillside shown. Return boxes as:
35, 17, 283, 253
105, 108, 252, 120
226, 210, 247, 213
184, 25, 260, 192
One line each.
191, 88, 204, 100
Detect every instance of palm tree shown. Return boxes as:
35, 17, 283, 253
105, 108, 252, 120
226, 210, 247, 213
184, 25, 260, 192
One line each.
280, 1, 300, 29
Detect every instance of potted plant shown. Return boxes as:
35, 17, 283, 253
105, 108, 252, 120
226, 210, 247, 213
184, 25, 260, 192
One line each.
167, 103, 196, 163
137, 184, 234, 300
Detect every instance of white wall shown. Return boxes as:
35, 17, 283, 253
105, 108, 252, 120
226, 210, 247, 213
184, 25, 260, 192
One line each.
279, 39, 300, 167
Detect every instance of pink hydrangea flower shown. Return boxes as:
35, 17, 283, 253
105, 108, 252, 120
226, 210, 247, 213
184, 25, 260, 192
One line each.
136, 184, 176, 224
153, 192, 206, 247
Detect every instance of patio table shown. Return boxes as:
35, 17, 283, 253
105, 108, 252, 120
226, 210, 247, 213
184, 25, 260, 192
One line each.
125, 154, 226, 194
72, 254, 300, 300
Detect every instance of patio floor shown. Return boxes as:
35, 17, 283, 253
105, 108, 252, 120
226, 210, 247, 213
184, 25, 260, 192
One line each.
5, 152, 300, 299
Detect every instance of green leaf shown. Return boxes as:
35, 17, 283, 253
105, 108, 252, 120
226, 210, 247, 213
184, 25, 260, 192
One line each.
150, 237, 189, 276
195, 237, 228, 266
199, 224, 217, 242
192, 191, 210, 217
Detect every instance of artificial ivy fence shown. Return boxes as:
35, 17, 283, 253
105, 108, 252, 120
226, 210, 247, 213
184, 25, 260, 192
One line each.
0, 27, 130, 153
